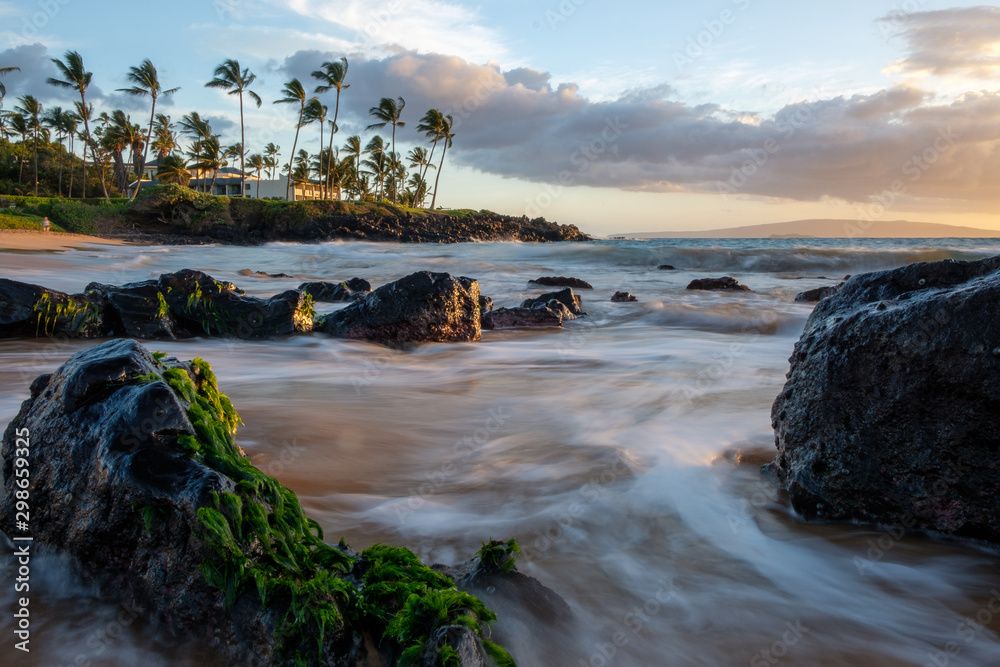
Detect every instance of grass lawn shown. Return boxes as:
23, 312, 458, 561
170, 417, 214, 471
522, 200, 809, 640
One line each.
0, 211, 68, 232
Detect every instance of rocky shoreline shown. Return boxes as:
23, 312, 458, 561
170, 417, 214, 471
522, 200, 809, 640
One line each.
38, 185, 592, 246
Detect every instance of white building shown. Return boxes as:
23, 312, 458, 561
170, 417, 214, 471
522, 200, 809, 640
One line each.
133, 160, 324, 201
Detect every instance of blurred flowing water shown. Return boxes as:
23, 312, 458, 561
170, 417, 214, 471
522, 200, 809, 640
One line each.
3, 237, 1000, 666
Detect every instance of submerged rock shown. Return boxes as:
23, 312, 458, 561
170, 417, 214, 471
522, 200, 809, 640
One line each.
611, 291, 639, 303
529, 276, 593, 290
238, 269, 294, 278
0, 339, 517, 665
794, 284, 843, 303
768, 257, 1000, 542
159, 269, 313, 338
299, 278, 373, 303
316, 271, 481, 347
686, 277, 753, 292
657, 265, 676, 271
483, 307, 564, 330
521, 287, 585, 317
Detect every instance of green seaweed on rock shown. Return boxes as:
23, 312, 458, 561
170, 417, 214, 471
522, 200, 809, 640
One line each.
148, 351, 514, 665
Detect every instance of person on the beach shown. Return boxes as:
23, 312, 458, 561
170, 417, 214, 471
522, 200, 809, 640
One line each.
42, 217, 51, 232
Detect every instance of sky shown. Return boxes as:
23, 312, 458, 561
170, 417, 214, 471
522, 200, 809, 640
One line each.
1, 0, 999, 236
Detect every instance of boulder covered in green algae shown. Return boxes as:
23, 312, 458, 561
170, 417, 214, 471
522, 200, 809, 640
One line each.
0, 339, 516, 665
0, 270, 315, 341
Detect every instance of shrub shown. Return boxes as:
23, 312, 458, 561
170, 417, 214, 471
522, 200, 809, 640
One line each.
131, 184, 231, 230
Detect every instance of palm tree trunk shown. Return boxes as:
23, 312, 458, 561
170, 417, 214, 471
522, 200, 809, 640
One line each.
256, 169, 261, 199
286, 108, 303, 201
68, 135, 75, 198
430, 141, 448, 211
239, 92, 245, 198
318, 120, 325, 201
415, 139, 438, 209
17, 132, 25, 184
32, 128, 39, 196
81, 138, 87, 199
132, 97, 156, 202
327, 92, 342, 199
389, 124, 397, 203
57, 135, 64, 197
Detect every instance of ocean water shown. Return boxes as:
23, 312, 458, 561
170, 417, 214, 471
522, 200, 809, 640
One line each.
2, 237, 1000, 666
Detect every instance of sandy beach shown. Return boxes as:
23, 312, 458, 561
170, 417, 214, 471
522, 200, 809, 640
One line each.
0, 229, 128, 251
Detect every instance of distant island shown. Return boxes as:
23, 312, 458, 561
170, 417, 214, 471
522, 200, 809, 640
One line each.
619, 219, 1000, 239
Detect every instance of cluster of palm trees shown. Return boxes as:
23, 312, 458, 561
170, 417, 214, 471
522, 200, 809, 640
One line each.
0, 51, 457, 208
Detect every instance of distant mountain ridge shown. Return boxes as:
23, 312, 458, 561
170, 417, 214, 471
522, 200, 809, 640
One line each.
619, 219, 1000, 239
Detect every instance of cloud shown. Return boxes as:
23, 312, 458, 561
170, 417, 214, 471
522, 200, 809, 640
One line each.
262, 0, 507, 63
884, 5, 1000, 78
271, 49, 1000, 209
0, 43, 112, 109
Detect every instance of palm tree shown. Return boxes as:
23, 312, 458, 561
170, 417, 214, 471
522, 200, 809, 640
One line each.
205, 59, 261, 197
15, 96, 42, 195
9, 113, 28, 185
62, 111, 79, 197
415, 109, 447, 208
361, 135, 388, 201
43, 106, 69, 196
343, 134, 362, 199
406, 147, 434, 208
180, 112, 214, 191
48, 51, 109, 202
302, 98, 327, 198
179, 111, 213, 142
101, 110, 144, 196
72, 102, 94, 197
156, 154, 191, 186
291, 148, 312, 193
117, 60, 179, 200
430, 114, 455, 211
192, 135, 226, 194
312, 57, 349, 199
264, 142, 280, 178
151, 114, 178, 159
365, 96, 406, 203
246, 153, 264, 198
274, 79, 314, 200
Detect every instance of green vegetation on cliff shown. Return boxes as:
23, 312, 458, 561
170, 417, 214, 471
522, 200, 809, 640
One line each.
3, 184, 590, 243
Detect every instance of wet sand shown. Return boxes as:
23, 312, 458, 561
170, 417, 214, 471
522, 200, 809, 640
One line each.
0, 229, 129, 252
